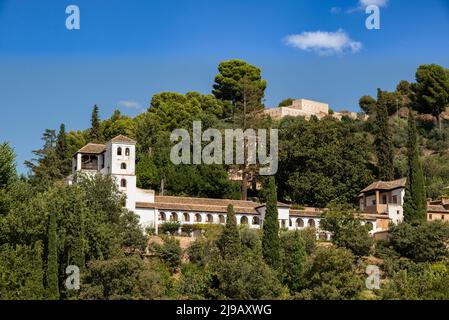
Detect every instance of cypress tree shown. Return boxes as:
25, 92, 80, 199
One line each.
46, 212, 59, 300
281, 231, 306, 292
56, 123, 71, 176
374, 89, 395, 181
72, 209, 85, 270
403, 109, 427, 223
29, 240, 45, 299
262, 176, 281, 270
218, 204, 241, 258
90, 104, 101, 142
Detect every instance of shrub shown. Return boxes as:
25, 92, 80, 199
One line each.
299, 228, 317, 255
181, 224, 196, 234
390, 221, 449, 262
153, 237, 182, 273
145, 226, 156, 236
159, 222, 181, 235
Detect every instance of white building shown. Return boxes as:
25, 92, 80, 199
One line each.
358, 178, 406, 231
70, 135, 335, 238
264, 98, 359, 121
71, 135, 399, 237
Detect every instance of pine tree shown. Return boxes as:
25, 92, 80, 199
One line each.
262, 176, 281, 270
403, 110, 427, 223
56, 123, 71, 176
0, 142, 17, 188
281, 231, 306, 292
90, 104, 101, 142
374, 89, 395, 181
218, 204, 241, 258
46, 212, 59, 300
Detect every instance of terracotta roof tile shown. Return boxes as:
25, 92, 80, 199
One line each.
75, 143, 106, 154
136, 196, 263, 214
109, 135, 136, 144
360, 178, 406, 194
427, 205, 449, 213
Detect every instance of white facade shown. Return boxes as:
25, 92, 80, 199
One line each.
71, 135, 373, 239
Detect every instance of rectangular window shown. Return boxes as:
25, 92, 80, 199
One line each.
430, 214, 433, 220
392, 195, 398, 204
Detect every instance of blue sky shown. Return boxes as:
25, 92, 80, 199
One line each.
1, 0, 449, 173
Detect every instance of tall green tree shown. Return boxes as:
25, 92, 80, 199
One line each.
90, 104, 101, 142
46, 211, 59, 300
217, 204, 241, 258
374, 89, 395, 181
359, 95, 377, 114
56, 123, 71, 176
212, 61, 267, 199
319, 203, 373, 257
403, 110, 427, 223
262, 176, 281, 270
25, 129, 63, 183
277, 117, 373, 207
0, 143, 16, 188
212, 59, 266, 123
280, 231, 306, 292
412, 64, 449, 129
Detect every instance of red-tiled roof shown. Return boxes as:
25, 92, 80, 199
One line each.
110, 135, 136, 144
136, 196, 263, 214
289, 208, 323, 217
427, 205, 449, 213
360, 178, 406, 195
75, 143, 106, 154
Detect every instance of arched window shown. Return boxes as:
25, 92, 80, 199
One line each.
170, 212, 178, 222
308, 219, 316, 228
159, 212, 166, 221
252, 217, 260, 225
117, 147, 122, 156
296, 219, 304, 228
183, 213, 190, 222
195, 214, 202, 223
125, 148, 130, 156
121, 163, 127, 170
207, 214, 213, 223
219, 215, 225, 224
241, 216, 248, 225
289, 219, 293, 227
120, 179, 127, 188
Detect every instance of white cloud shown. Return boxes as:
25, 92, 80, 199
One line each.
330, 7, 342, 14
359, 0, 388, 7
346, 0, 389, 13
118, 100, 142, 109
285, 29, 362, 56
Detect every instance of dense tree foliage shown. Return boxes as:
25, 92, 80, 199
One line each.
412, 64, 449, 127
319, 203, 373, 257
389, 222, 449, 263
2, 60, 449, 300
277, 116, 373, 207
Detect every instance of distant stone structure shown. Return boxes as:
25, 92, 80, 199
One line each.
264, 98, 359, 121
